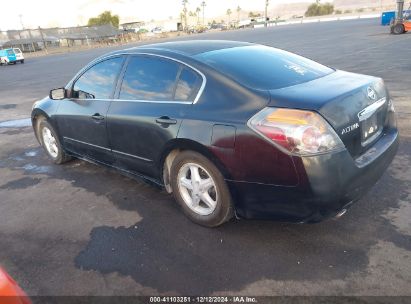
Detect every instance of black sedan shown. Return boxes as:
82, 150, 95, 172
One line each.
31, 40, 398, 227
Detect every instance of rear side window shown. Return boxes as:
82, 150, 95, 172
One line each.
119, 56, 180, 101
195, 45, 334, 90
73, 57, 124, 99
175, 67, 201, 101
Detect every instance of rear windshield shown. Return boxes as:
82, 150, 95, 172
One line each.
6, 50, 14, 56
195, 45, 334, 90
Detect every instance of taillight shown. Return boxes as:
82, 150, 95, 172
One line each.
248, 107, 344, 155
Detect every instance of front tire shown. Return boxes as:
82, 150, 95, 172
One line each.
391, 24, 405, 34
170, 151, 233, 227
37, 118, 71, 164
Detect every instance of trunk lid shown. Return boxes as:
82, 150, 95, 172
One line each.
268, 70, 389, 158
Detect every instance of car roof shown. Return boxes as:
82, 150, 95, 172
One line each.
112, 40, 254, 57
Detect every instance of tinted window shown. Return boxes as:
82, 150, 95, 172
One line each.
195, 45, 334, 90
119, 56, 179, 101
175, 67, 201, 101
73, 57, 124, 99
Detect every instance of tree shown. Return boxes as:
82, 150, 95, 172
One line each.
88, 11, 119, 28
248, 11, 261, 18
304, 2, 334, 17
196, 7, 201, 24
236, 6, 241, 22
180, 12, 185, 26
226, 9, 232, 25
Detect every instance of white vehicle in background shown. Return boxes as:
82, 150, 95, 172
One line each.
13, 48, 24, 63
151, 27, 163, 34
238, 19, 253, 28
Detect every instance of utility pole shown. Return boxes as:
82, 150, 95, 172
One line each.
201, 1, 206, 26
18, 14, 24, 39
19, 15, 36, 52
19, 14, 24, 29
38, 26, 48, 54
265, 0, 269, 28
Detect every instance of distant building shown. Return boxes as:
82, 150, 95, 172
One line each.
0, 24, 121, 51
120, 21, 145, 32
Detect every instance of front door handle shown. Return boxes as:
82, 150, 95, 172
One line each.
155, 117, 177, 125
91, 113, 105, 121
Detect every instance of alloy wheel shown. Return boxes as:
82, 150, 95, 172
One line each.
177, 162, 218, 216
42, 126, 59, 158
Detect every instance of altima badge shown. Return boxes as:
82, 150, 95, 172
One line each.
341, 122, 359, 135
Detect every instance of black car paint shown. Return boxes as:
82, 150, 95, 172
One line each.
32, 40, 399, 223
268, 70, 389, 157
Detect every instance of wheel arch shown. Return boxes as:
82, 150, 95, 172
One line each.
159, 138, 232, 193
31, 109, 51, 144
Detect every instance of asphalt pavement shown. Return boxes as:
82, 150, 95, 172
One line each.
0, 18, 410, 297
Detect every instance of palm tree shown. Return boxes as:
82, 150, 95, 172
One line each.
189, 10, 196, 27
201, 1, 206, 25
196, 7, 201, 25
180, 11, 185, 29
182, 0, 188, 31
236, 5, 241, 26
226, 8, 232, 26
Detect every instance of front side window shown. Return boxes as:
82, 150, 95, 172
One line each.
119, 56, 180, 101
73, 57, 124, 99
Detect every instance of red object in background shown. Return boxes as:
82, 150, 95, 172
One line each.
0, 267, 31, 304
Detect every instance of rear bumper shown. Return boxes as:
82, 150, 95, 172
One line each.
228, 127, 399, 222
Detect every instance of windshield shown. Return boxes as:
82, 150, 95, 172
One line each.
195, 45, 334, 90
13, 48, 21, 54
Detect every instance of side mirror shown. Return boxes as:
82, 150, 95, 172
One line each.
50, 88, 66, 100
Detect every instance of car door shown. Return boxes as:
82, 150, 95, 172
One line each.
107, 54, 203, 178
55, 56, 125, 164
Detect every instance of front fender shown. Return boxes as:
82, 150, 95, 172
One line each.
31, 96, 61, 142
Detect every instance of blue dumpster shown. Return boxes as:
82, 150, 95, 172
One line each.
381, 11, 395, 25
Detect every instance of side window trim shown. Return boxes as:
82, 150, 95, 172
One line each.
171, 65, 184, 101
113, 55, 131, 100
114, 52, 206, 104
175, 66, 202, 102
70, 55, 126, 100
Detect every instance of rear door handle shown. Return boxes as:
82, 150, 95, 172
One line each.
91, 113, 105, 121
155, 117, 177, 125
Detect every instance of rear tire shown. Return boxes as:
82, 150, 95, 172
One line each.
21, 60, 24, 64
170, 151, 233, 227
36, 117, 71, 164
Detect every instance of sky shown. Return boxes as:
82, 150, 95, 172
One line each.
0, 0, 316, 31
